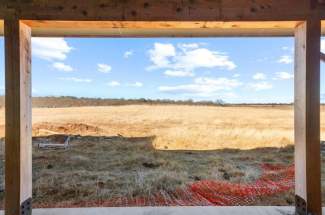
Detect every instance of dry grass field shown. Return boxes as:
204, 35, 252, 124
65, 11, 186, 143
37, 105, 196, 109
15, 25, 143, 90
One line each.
31, 105, 296, 150
1, 104, 325, 207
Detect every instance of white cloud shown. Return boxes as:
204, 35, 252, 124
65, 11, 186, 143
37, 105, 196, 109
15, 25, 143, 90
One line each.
252, 73, 266, 80
164, 70, 194, 77
148, 43, 236, 72
248, 82, 273, 91
274, 72, 294, 80
233, 73, 240, 78
278, 55, 293, 64
59, 77, 92, 83
281, 46, 294, 52
148, 43, 176, 69
178, 43, 200, 50
32, 38, 72, 61
159, 77, 242, 97
107, 81, 121, 87
127, 82, 143, 87
175, 48, 236, 71
52, 62, 74, 72
321, 39, 325, 53
97, 64, 112, 73
124, 50, 134, 58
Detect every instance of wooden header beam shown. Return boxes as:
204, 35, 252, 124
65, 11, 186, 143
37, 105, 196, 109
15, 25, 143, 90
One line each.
1, 20, 325, 37
0, 0, 324, 37
0, 0, 324, 22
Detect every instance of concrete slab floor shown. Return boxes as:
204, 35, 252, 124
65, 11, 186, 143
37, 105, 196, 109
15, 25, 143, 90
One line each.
0, 206, 300, 215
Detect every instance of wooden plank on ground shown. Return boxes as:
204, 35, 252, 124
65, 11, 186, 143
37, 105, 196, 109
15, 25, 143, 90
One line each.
294, 18, 322, 215
4, 18, 32, 215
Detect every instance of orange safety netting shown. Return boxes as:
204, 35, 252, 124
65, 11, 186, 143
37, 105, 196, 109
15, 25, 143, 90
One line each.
190, 164, 294, 206
35, 163, 294, 208
96, 163, 295, 207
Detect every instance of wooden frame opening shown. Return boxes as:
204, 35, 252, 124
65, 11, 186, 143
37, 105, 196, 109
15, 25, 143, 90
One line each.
0, 0, 324, 214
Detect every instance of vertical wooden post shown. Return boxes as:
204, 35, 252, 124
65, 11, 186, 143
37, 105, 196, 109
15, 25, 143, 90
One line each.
4, 18, 32, 215
294, 18, 322, 215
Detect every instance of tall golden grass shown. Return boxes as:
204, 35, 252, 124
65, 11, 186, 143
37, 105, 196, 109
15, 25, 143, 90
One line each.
0, 104, 310, 150
0, 104, 324, 150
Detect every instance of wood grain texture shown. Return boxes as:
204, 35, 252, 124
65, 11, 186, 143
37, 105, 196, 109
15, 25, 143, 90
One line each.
1, 20, 325, 37
0, 0, 324, 21
4, 18, 32, 215
17, 20, 307, 37
294, 19, 322, 215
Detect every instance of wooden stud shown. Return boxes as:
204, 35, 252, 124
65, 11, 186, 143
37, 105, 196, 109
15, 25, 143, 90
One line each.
294, 18, 322, 215
4, 18, 32, 215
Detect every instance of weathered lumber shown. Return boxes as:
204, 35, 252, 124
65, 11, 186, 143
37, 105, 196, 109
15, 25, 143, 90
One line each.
38, 136, 71, 150
294, 18, 322, 215
4, 18, 32, 215
1, 20, 325, 37
0, 0, 324, 21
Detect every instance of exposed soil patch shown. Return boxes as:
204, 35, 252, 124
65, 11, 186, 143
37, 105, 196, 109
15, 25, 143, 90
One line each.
33, 122, 102, 136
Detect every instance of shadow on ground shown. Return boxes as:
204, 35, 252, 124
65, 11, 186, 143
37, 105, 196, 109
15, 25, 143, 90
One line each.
0, 135, 297, 208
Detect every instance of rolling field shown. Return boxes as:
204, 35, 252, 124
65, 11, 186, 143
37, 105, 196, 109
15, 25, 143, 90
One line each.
0, 104, 325, 207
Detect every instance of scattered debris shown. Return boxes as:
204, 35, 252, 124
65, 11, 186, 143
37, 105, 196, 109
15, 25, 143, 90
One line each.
142, 162, 160, 169
38, 135, 71, 150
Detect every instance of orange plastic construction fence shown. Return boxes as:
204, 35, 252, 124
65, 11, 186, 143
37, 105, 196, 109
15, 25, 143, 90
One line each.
36, 163, 294, 208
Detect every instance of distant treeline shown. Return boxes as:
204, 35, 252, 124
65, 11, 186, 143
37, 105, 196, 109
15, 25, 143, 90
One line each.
0, 96, 296, 108
0, 96, 228, 108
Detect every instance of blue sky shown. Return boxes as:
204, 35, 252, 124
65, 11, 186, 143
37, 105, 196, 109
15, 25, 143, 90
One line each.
0, 37, 324, 103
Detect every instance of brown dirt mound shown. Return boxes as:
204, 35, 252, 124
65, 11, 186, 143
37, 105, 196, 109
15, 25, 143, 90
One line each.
33, 122, 102, 136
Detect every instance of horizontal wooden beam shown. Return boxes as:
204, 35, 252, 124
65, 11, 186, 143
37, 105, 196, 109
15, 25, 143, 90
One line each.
19, 20, 316, 37
0, 0, 324, 37
0, 0, 324, 22
1, 20, 325, 37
